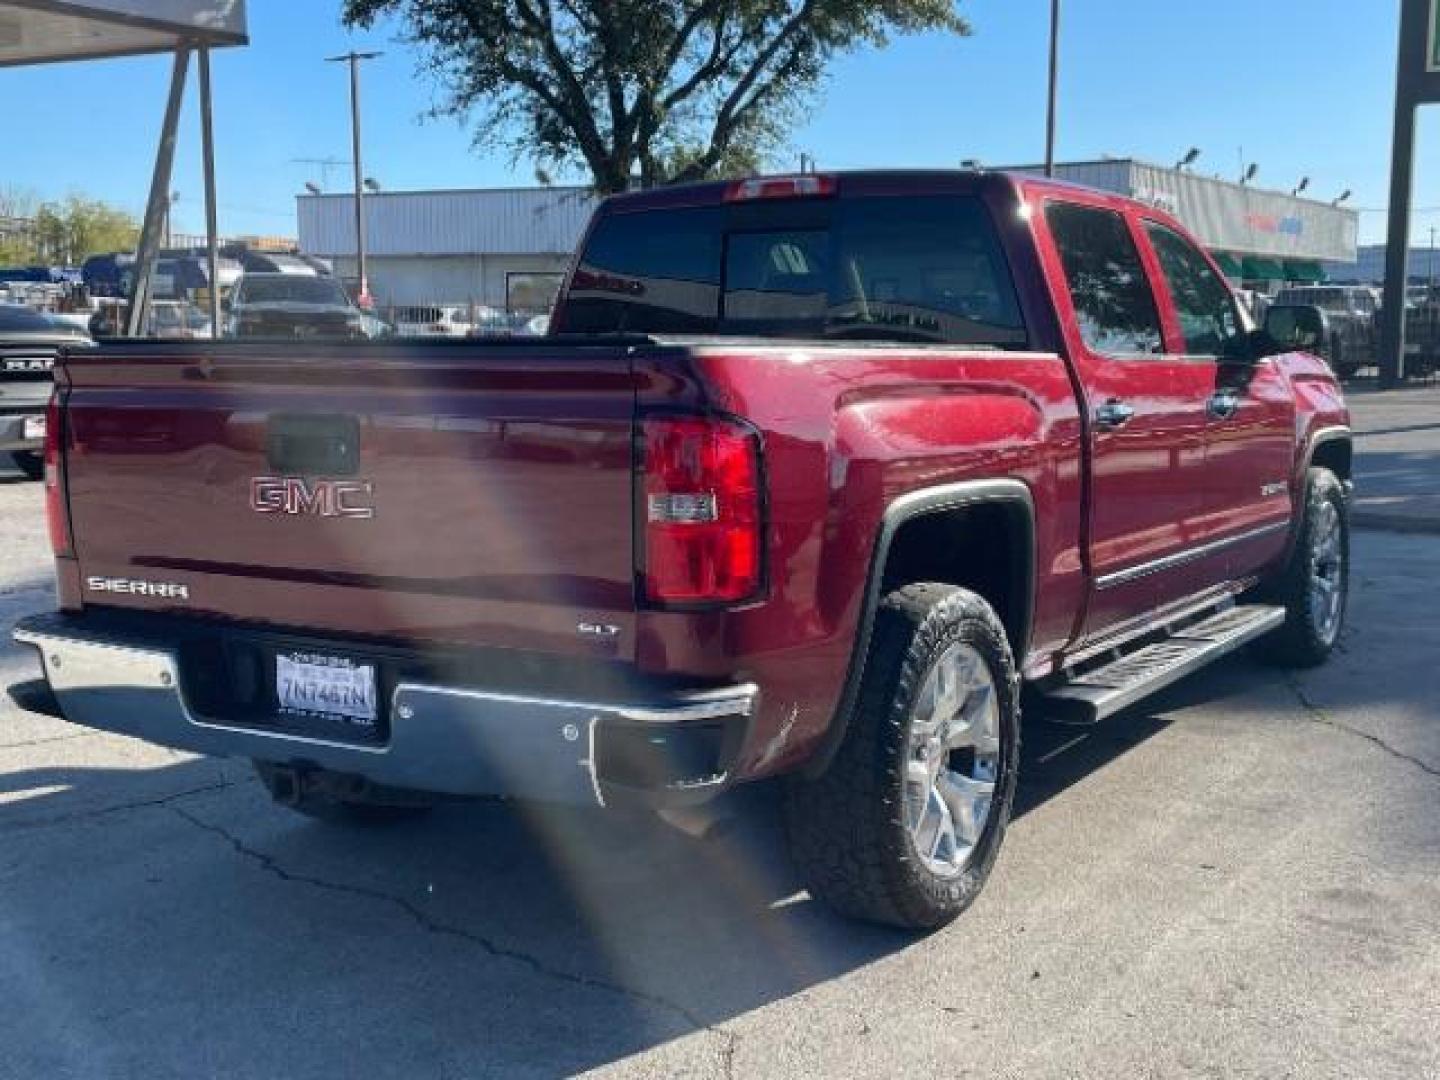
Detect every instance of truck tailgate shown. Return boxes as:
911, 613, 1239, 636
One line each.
61, 342, 640, 660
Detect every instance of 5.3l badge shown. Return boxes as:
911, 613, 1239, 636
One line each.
250, 477, 376, 519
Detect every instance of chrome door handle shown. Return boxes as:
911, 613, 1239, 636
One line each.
1207, 390, 1241, 420
1094, 399, 1136, 430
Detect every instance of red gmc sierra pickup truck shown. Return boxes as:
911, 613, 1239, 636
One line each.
16, 171, 1352, 929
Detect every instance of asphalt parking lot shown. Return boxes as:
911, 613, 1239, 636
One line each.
1, 466, 1438, 1079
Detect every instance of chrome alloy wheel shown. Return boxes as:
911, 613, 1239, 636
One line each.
904, 642, 1001, 878
1309, 499, 1346, 646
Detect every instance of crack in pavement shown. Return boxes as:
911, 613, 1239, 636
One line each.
1286, 675, 1440, 781
0, 730, 101, 751
1, 778, 244, 834
169, 803, 740, 1077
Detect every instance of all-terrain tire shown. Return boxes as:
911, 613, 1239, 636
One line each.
1256, 467, 1349, 668
784, 584, 1021, 930
253, 761, 436, 825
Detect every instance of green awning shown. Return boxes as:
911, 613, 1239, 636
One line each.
1241, 256, 1286, 281
1283, 259, 1326, 283
1211, 252, 1242, 278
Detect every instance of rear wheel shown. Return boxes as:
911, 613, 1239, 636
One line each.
9, 452, 43, 481
784, 584, 1020, 930
1257, 467, 1349, 668
252, 761, 436, 825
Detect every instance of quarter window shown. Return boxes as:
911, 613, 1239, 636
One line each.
1144, 222, 1243, 357
1045, 203, 1163, 358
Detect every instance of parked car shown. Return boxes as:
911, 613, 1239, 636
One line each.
0, 266, 57, 285
1273, 285, 1376, 378
392, 304, 478, 337
223, 248, 323, 276
17, 170, 1352, 930
465, 310, 550, 338
79, 252, 135, 298
228, 273, 367, 338
358, 311, 395, 339
0, 303, 90, 479
88, 300, 214, 339
1402, 284, 1440, 378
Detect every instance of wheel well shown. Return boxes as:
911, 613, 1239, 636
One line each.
879, 501, 1033, 651
1310, 437, 1353, 482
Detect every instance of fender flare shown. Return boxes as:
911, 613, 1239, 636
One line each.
1279, 424, 1353, 565
803, 478, 1036, 779
1300, 425, 1354, 502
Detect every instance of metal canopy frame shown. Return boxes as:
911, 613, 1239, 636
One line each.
0, 1, 247, 337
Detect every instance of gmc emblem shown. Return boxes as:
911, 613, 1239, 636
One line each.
251, 477, 375, 519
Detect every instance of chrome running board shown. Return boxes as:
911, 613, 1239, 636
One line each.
1042, 604, 1286, 724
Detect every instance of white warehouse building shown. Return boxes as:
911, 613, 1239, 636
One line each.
297, 186, 599, 314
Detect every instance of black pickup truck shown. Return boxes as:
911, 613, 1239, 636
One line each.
1273, 285, 1377, 379
0, 303, 90, 479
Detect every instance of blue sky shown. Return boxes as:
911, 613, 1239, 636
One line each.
4, 0, 1436, 243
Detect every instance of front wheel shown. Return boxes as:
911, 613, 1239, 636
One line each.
784, 584, 1020, 930
1257, 467, 1350, 667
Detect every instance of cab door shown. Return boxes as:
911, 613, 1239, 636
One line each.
1138, 219, 1294, 581
1037, 198, 1215, 639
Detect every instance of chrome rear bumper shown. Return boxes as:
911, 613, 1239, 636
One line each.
14, 614, 756, 807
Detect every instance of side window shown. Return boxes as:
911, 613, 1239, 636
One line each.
1144, 222, 1244, 357
1045, 203, 1164, 358
565, 206, 723, 334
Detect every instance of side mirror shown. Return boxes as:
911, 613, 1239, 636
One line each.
1264, 304, 1328, 354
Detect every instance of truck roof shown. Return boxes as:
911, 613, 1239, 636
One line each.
596, 168, 1141, 217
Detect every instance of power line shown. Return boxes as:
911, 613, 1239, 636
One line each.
1353, 205, 1440, 214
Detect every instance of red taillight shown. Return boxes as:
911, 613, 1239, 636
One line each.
723, 174, 837, 202
642, 417, 763, 605
43, 389, 71, 558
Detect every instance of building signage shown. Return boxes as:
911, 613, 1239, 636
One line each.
1129, 162, 1355, 262
1243, 213, 1305, 238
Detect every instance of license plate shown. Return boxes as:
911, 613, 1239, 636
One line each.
276, 652, 377, 726
22, 415, 45, 440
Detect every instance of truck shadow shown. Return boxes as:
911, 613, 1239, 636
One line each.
0, 644, 1358, 1077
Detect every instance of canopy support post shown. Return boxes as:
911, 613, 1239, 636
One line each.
125, 45, 190, 337
198, 45, 221, 338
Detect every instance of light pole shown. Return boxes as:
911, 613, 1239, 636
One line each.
1044, 0, 1061, 177
326, 50, 381, 307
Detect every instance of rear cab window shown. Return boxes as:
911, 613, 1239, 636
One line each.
563, 193, 1028, 347
1043, 201, 1163, 359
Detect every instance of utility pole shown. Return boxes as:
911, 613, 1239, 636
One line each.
1044, 0, 1061, 177
326, 50, 381, 307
